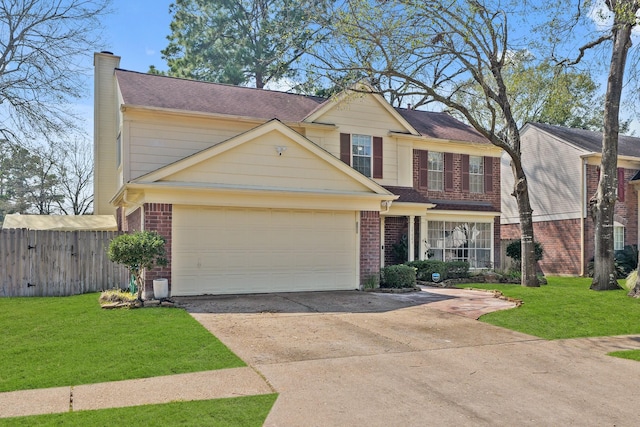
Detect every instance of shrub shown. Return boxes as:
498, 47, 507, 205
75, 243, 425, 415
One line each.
615, 245, 638, 275
108, 231, 168, 302
380, 265, 416, 288
407, 260, 446, 281
406, 260, 470, 281
506, 239, 544, 262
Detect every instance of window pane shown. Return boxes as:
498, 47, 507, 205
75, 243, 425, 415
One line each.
352, 134, 372, 177
428, 152, 443, 191
428, 220, 492, 269
469, 155, 484, 193
614, 226, 625, 251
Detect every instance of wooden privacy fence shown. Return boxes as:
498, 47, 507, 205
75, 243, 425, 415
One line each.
0, 229, 129, 297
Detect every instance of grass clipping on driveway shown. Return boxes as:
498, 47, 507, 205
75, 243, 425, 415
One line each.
467, 277, 640, 340
0, 293, 244, 392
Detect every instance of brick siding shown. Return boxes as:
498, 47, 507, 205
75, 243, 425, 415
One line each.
501, 165, 638, 276
413, 150, 501, 210
360, 211, 380, 287
125, 207, 142, 232
142, 203, 172, 294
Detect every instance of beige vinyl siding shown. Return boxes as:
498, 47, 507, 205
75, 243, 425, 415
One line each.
315, 95, 405, 186
125, 113, 256, 180
501, 127, 584, 224
163, 129, 371, 193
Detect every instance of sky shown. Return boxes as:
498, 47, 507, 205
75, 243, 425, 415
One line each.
99, 1, 173, 73
76, 0, 638, 136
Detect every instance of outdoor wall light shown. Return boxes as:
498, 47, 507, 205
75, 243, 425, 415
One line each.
275, 146, 287, 156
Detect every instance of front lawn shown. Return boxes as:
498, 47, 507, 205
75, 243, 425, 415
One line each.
0, 394, 277, 426
0, 293, 244, 392
465, 276, 640, 340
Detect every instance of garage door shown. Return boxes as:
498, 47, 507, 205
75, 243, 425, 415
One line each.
172, 206, 358, 295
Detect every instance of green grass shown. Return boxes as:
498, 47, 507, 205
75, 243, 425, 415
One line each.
0, 394, 277, 426
609, 349, 640, 361
464, 276, 640, 339
0, 293, 244, 392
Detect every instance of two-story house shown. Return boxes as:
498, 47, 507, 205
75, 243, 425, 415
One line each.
501, 122, 640, 276
94, 52, 501, 296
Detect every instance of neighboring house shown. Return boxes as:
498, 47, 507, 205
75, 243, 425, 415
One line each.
501, 122, 640, 276
94, 52, 501, 296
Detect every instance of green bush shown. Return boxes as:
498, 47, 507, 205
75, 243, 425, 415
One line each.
615, 245, 638, 275
407, 260, 446, 281
380, 265, 416, 288
108, 231, 168, 301
506, 239, 544, 261
445, 261, 470, 279
406, 260, 470, 281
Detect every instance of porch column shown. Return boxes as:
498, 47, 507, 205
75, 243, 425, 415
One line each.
380, 216, 386, 268
408, 215, 415, 262
419, 216, 427, 260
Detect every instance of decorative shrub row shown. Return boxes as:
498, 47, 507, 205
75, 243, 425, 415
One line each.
380, 265, 417, 288
406, 260, 470, 281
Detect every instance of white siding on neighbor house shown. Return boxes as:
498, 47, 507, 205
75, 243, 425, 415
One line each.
316, 94, 408, 187
172, 206, 358, 295
125, 113, 256, 180
501, 127, 585, 224
162, 129, 372, 193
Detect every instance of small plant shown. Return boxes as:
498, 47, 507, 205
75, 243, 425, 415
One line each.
362, 274, 379, 290
107, 231, 168, 302
99, 289, 138, 306
380, 265, 416, 288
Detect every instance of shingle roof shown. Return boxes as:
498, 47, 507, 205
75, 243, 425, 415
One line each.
383, 186, 432, 204
115, 69, 491, 145
529, 122, 640, 158
429, 199, 498, 212
115, 69, 327, 122
395, 108, 489, 144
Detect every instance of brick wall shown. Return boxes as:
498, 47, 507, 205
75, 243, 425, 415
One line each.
384, 216, 407, 265
360, 211, 380, 287
125, 207, 142, 232
413, 150, 501, 210
584, 165, 638, 270
142, 203, 172, 293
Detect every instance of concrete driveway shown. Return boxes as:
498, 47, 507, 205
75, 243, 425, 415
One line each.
177, 288, 640, 426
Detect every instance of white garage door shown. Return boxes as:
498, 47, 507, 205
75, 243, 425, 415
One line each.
172, 206, 358, 295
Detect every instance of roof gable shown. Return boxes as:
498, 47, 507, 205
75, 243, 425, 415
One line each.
136, 120, 393, 197
525, 122, 640, 158
304, 87, 418, 135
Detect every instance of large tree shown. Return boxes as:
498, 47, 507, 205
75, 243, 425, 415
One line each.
158, 0, 326, 88
535, 0, 639, 290
315, 0, 541, 286
451, 52, 610, 131
0, 0, 110, 145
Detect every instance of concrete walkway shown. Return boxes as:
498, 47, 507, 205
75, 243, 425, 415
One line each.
2, 287, 639, 425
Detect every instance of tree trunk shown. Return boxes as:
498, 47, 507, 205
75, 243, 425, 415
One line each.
511, 160, 539, 287
590, 4, 633, 291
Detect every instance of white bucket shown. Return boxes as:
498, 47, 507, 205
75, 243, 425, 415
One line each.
153, 278, 170, 299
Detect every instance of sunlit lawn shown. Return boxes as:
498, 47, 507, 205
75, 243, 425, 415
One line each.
0, 293, 245, 392
465, 276, 640, 340
0, 395, 277, 427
